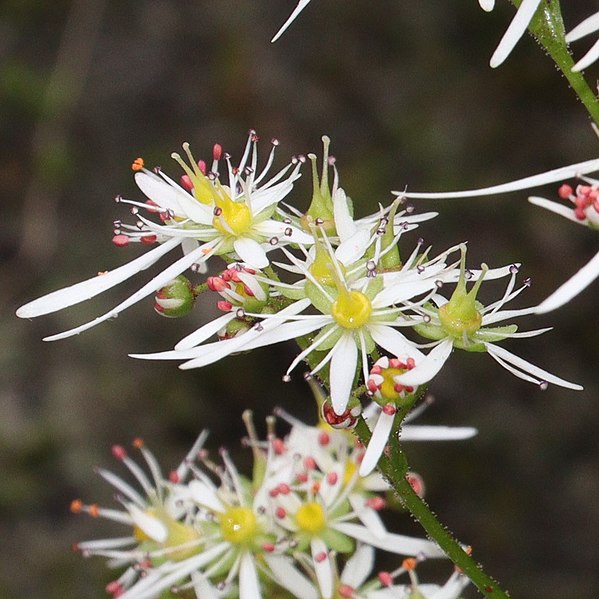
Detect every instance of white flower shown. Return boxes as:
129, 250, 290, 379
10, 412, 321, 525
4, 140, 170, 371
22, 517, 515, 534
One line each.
392, 247, 582, 391
272, 0, 313, 43
566, 10, 599, 72
16, 132, 309, 341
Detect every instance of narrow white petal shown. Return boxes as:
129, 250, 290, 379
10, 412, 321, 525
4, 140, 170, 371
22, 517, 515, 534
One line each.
528, 196, 583, 224
394, 339, 453, 386
485, 343, 583, 390
240, 552, 262, 599
16, 237, 181, 318
489, 0, 542, 68
234, 237, 269, 268
264, 555, 319, 599
340, 544, 375, 589
41, 242, 209, 341
311, 538, 333, 599
572, 38, 599, 72
349, 494, 388, 539
401, 425, 478, 441
479, 0, 495, 12
271, 0, 312, 43
95, 468, 146, 507
330, 334, 358, 415
430, 571, 471, 599
333, 522, 445, 558
368, 324, 425, 361
335, 230, 371, 266
256, 220, 314, 245
400, 157, 599, 200
566, 11, 599, 42
175, 312, 237, 350
535, 250, 599, 313
333, 188, 357, 241
359, 410, 395, 477
190, 573, 220, 599
128, 505, 168, 543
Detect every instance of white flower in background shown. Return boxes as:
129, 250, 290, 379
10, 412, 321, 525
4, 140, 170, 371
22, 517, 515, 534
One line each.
16, 131, 309, 341
392, 246, 582, 391
272, 0, 313, 42
566, 10, 599, 72
529, 180, 599, 313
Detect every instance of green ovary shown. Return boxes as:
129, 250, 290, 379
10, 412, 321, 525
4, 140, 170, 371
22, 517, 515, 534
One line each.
219, 506, 259, 545
295, 502, 326, 534
331, 290, 372, 329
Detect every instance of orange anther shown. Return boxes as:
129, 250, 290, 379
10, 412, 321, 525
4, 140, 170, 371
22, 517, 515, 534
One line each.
88, 504, 100, 518
132, 437, 144, 448
131, 157, 145, 171
70, 499, 83, 513
402, 557, 417, 571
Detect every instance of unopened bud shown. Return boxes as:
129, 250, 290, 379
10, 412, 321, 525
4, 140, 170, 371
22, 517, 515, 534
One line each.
154, 275, 195, 318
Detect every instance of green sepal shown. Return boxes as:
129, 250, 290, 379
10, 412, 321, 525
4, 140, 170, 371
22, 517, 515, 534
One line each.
320, 528, 354, 554
305, 279, 335, 315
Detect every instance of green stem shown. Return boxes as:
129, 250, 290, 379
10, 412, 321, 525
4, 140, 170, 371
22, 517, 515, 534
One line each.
521, 0, 599, 126
354, 418, 510, 598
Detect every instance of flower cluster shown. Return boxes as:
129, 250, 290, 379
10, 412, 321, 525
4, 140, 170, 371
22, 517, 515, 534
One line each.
71, 412, 470, 599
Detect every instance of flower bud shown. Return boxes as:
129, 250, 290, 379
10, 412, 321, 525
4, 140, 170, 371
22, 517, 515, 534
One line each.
321, 397, 362, 429
154, 275, 195, 318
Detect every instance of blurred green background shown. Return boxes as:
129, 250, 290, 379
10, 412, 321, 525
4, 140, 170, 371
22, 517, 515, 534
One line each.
1, 1, 598, 597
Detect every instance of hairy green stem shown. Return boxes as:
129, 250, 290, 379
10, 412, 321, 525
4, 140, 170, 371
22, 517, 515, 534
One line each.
520, 0, 599, 125
354, 418, 511, 598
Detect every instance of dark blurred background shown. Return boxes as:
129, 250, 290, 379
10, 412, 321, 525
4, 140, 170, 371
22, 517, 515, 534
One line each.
1, 1, 598, 597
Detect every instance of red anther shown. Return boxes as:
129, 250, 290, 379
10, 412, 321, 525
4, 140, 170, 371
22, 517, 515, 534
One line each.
406, 357, 416, 369
271, 438, 286, 454
141, 235, 157, 245
88, 504, 100, 518
132, 438, 144, 448
338, 584, 354, 598
269, 487, 279, 498
153, 302, 165, 314
388, 358, 401, 369
70, 499, 83, 514
378, 571, 393, 587
593, 199, 599, 213
131, 157, 144, 171
262, 543, 275, 552
242, 285, 255, 297
311, 481, 320, 494
106, 581, 123, 596
589, 189, 599, 201
229, 271, 241, 282
406, 471, 425, 497
278, 483, 291, 495
575, 207, 587, 220
296, 472, 308, 483
180, 175, 193, 191
393, 382, 405, 394
112, 234, 130, 247
111, 445, 127, 460
558, 183, 573, 199
207, 276, 230, 292
216, 300, 233, 312
197, 159, 207, 175
367, 379, 379, 393
370, 365, 383, 375
327, 472, 338, 485
365, 496, 386, 511
275, 507, 286, 519
578, 185, 592, 196
382, 404, 397, 416
213, 144, 222, 161
168, 470, 179, 483
318, 431, 330, 446
304, 456, 317, 470
71, 542, 80, 552
315, 551, 327, 563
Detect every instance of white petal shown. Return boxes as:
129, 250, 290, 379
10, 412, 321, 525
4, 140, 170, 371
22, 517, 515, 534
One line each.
572, 37, 599, 72
41, 242, 210, 341
330, 334, 358, 415
264, 555, 319, 599
368, 324, 425, 361
271, 0, 312, 43
394, 339, 453, 386
485, 343, 583, 390
191, 573, 221, 599
335, 230, 372, 266
175, 312, 238, 350
333, 522, 445, 558
311, 538, 333, 599
333, 187, 357, 241
479, 0, 495, 12
255, 220, 314, 245
489, 0, 542, 68
234, 237, 269, 268
401, 425, 478, 441
359, 410, 395, 477
128, 505, 168, 543
528, 196, 583, 224
16, 237, 181, 319
348, 494, 388, 539
240, 552, 262, 599
400, 157, 599, 200
566, 11, 599, 42
535, 250, 599, 313
340, 544, 375, 589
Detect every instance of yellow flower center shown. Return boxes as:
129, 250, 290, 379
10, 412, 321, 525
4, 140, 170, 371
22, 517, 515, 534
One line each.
213, 196, 253, 237
295, 502, 326, 534
219, 506, 259, 545
331, 290, 372, 329
343, 460, 357, 486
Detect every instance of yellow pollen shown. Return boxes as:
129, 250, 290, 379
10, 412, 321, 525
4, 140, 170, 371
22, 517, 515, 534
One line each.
213, 197, 253, 237
295, 502, 326, 534
219, 506, 258, 545
331, 290, 372, 329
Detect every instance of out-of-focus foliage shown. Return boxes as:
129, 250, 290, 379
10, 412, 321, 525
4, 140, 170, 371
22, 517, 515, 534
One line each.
1, 1, 598, 598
